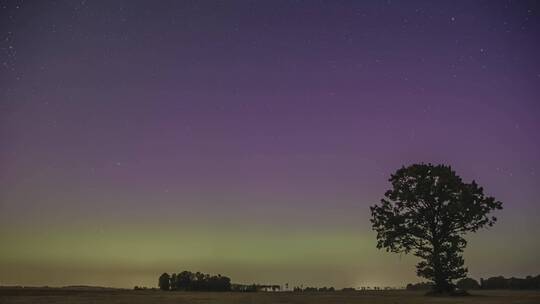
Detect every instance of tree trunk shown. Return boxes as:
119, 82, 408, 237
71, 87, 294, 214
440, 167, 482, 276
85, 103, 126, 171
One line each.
431, 238, 453, 293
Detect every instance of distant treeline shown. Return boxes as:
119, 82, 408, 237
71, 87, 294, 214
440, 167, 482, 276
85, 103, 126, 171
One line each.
231, 284, 280, 292
481, 275, 540, 290
293, 286, 336, 292
292, 286, 398, 292
405, 282, 434, 291
158, 271, 231, 291
232, 285, 366, 292
406, 275, 540, 291
156, 271, 357, 293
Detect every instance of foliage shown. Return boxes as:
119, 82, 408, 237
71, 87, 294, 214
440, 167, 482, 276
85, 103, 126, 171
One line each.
456, 278, 480, 290
481, 275, 540, 290
406, 282, 434, 291
164, 271, 231, 291
158, 273, 170, 291
231, 284, 280, 292
371, 164, 502, 293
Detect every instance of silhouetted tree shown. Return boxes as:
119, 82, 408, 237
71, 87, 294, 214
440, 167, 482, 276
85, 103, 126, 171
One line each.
176, 271, 192, 290
169, 273, 177, 290
370, 164, 502, 293
406, 282, 434, 291
159, 270, 231, 291
456, 277, 480, 290
158, 273, 170, 291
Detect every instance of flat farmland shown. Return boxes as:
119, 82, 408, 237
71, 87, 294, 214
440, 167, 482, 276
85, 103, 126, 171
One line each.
1, 288, 540, 304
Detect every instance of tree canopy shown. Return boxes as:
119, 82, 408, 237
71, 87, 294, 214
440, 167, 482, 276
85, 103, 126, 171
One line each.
370, 163, 502, 293
158, 273, 171, 291
456, 277, 480, 290
158, 271, 231, 291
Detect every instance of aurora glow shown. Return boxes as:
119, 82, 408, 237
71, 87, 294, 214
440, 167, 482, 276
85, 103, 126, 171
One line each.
1, 1, 539, 288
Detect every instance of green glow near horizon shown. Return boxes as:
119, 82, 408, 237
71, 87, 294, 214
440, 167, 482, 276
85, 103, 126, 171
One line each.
0, 223, 414, 287
1, 217, 538, 288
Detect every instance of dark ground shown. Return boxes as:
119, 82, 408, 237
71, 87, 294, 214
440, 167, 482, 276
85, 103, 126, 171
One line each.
1, 288, 540, 304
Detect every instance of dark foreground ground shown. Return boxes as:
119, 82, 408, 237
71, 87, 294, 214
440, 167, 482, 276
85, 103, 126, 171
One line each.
1, 288, 540, 304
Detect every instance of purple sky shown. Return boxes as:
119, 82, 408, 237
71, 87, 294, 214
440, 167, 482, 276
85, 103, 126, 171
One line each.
1, 0, 539, 288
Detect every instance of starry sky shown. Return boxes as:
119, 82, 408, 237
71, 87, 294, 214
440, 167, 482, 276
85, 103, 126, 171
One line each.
1, 0, 539, 289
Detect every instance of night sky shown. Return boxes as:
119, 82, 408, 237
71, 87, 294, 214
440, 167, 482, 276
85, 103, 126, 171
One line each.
1, 0, 539, 288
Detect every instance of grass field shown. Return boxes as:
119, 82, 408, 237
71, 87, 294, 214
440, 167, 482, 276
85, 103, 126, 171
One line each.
1, 288, 540, 304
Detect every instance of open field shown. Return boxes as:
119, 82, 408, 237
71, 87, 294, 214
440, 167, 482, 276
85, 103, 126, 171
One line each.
1, 288, 540, 304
